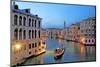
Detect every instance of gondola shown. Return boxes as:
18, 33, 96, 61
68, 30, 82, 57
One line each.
54, 48, 65, 59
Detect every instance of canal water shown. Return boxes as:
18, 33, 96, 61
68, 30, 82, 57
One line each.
23, 38, 96, 65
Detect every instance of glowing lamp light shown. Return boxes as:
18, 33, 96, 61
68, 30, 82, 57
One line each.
81, 37, 85, 44
15, 44, 21, 50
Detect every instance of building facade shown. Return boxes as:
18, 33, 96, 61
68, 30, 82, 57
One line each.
65, 17, 96, 45
41, 28, 48, 40
80, 17, 96, 45
71, 24, 80, 42
66, 24, 80, 42
45, 28, 64, 39
11, 4, 46, 66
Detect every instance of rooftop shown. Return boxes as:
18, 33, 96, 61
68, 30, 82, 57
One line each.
12, 4, 42, 19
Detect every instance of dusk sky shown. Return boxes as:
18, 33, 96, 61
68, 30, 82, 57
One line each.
15, 1, 96, 28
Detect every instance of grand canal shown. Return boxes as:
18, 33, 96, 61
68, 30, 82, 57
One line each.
23, 38, 96, 65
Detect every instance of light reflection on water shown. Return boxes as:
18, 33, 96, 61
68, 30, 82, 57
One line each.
23, 38, 96, 65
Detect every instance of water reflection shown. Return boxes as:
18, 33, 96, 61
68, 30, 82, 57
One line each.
54, 58, 63, 63
23, 38, 96, 65
24, 53, 44, 65
84, 46, 96, 61
80, 44, 86, 57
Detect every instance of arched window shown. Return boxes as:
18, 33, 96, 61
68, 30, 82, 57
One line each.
29, 18, 31, 27
35, 30, 37, 38
85, 40, 87, 42
19, 16, 22, 25
35, 42, 37, 47
38, 30, 40, 38
29, 30, 31, 39
92, 39, 94, 42
23, 30, 26, 39
19, 28, 22, 40
14, 28, 18, 40
35, 20, 37, 27
38, 21, 40, 28
32, 30, 34, 38
32, 19, 34, 27
23, 17, 26, 26
14, 15, 18, 25
89, 39, 90, 43
32, 43, 34, 48
29, 44, 31, 49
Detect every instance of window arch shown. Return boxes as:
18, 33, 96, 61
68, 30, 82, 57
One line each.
38, 21, 40, 28
35, 20, 37, 27
14, 15, 18, 25
29, 18, 31, 27
29, 30, 31, 39
35, 30, 37, 38
23, 17, 26, 26
19, 16, 22, 25
89, 39, 90, 43
19, 28, 22, 40
32, 30, 34, 38
38, 30, 40, 38
32, 43, 34, 48
35, 42, 37, 47
32, 19, 34, 27
23, 30, 26, 39
29, 44, 31, 49
14, 28, 18, 40
92, 39, 94, 42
